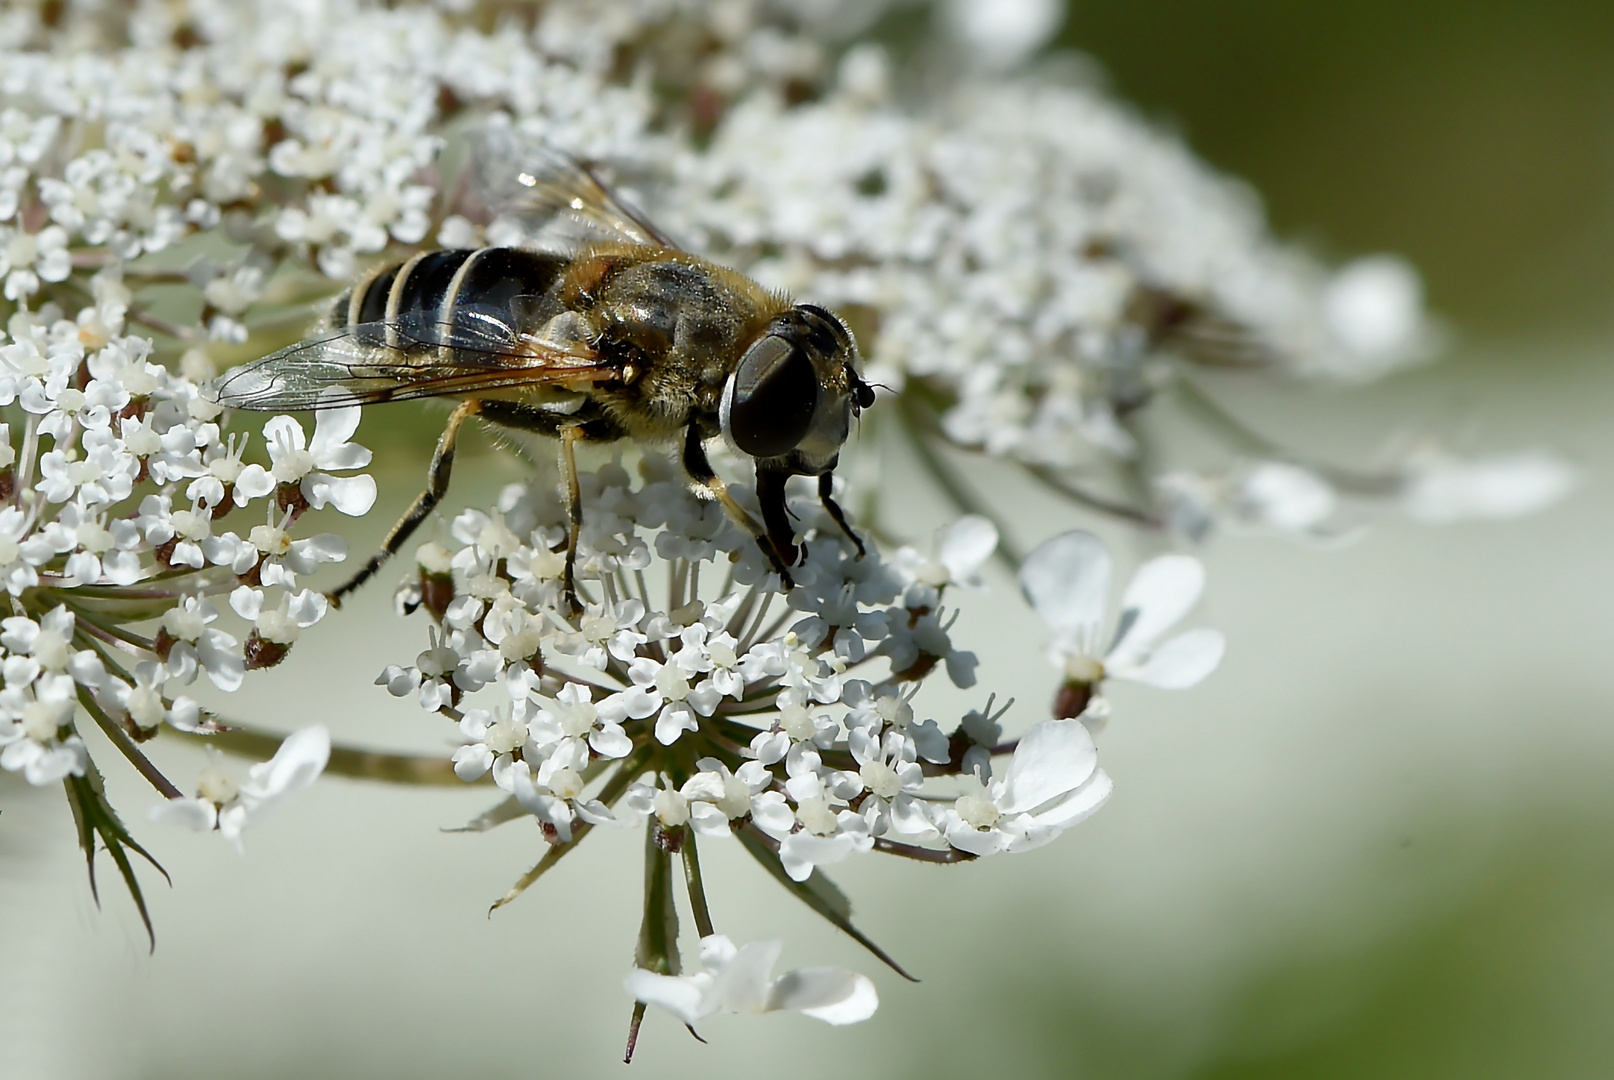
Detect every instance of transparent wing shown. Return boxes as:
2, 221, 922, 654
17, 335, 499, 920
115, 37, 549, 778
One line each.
208, 306, 612, 411
469, 125, 673, 254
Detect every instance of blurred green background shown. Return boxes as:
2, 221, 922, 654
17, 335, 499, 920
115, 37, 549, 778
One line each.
4, 3, 1614, 1078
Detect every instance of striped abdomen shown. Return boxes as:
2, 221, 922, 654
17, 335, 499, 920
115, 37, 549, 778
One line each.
327, 246, 570, 348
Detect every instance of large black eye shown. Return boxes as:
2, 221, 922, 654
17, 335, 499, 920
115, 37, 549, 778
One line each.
728, 335, 819, 459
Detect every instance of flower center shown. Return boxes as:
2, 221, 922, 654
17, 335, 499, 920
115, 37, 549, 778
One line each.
654, 664, 690, 702
796, 796, 840, 836
272, 446, 315, 483
197, 762, 239, 805
483, 714, 527, 755
32, 628, 69, 670
248, 521, 292, 556
955, 791, 1001, 829
860, 759, 901, 799
20, 700, 60, 742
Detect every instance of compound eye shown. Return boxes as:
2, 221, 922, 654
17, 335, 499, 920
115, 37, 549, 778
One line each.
728, 335, 819, 459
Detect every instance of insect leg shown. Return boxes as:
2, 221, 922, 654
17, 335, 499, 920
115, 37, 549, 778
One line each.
559, 423, 586, 617
754, 466, 801, 578
329, 398, 482, 605
681, 426, 794, 587
817, 471, 865, 557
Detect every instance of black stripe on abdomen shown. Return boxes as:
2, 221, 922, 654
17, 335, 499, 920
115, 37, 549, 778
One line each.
393, 249, 475, 321
447, 248, 569, 320
351, 264, 400, 345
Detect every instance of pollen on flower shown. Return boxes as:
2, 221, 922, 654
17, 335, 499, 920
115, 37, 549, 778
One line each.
955, 790, 1001, 830
248, 510, 294, 557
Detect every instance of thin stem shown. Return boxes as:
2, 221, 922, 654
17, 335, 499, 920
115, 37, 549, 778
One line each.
129, 308, 192, 341
681, 830, 716, 939
1173, 377, 1403, 496
1022, 464, 1165, 529
14, 416, 37, 511
897, 395, 1024, 568
871, 837, 977, 863
73, 608, 156, 653
165, 726, 470, 785
76, 687, 183, 799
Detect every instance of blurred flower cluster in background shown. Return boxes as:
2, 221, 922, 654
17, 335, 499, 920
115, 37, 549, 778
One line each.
0, 0, 1607, 1076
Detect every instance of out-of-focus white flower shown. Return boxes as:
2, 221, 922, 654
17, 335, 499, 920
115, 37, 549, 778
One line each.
625, 935, 878, 1027
149, 725, 331, 851
1400, 449, 1576, 524
1322, 256, 1433, 376
1019, 531, 1225, 720
941, 0, 1066, 70
893, 514, 998, 607
0, 224, 71, 300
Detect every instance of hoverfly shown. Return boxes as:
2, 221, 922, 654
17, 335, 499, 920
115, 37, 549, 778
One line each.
207, 126, 875, 612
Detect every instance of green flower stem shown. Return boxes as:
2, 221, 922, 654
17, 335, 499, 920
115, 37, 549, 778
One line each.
166, 725, 470, 786
491, 746, 650, 912
1022, 463, 1165, 529
681, 829, 716, 939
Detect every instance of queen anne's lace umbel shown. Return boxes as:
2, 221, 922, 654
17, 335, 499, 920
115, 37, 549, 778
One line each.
0, 0, 1571, 1054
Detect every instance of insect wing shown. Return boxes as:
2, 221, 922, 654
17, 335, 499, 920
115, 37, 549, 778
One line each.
469, 126, 673, 254
207, 306, 612, 411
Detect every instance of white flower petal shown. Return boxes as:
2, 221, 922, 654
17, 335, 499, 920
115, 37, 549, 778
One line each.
309, 405, 362, 457
624, 970, 711, 1026
261, 414, 306, 453
148, 796, 218, 832
1401, 451, 1575, 523
767, 967, 879, 1025
1019, 530, 1110, 641
998, 719, 1098, 816
706, 939, 781, 1014
306, 471, 376, 515
1026, 768, 1113, 831
1111, 554, 1204, 659
935, 514, 998, 579
1123, 628, 1226, 689
240, 724, 330, 809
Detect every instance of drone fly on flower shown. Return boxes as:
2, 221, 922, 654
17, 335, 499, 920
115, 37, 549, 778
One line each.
207, 126, 876, 612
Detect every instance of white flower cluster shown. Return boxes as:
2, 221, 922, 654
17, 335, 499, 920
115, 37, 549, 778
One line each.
378, 459, 1126, 878
0, 282, 374, 793
3, 0, 1556, 553
0, 0, 1562, 1047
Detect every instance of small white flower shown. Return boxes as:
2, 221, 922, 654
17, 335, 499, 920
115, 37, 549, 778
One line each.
941, 718, 1113, 856
625, 935, 878, 1027
237, 409, 375, 515
0, 671, 86, 785
150, 725, 331, 851
1019, 530, 1225, 716
0, 224, 72, 300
